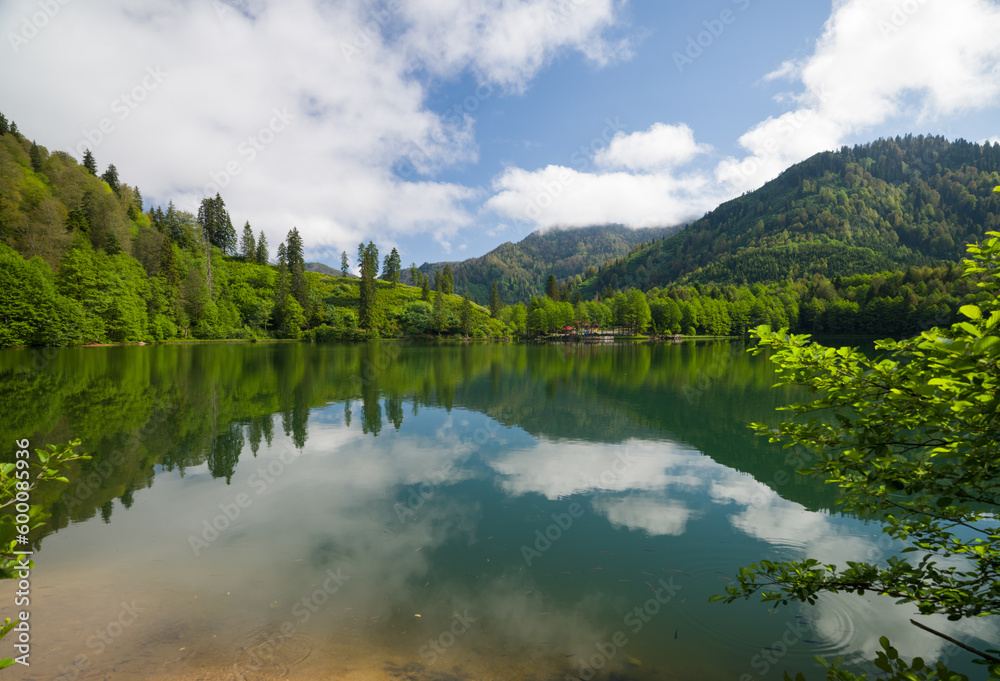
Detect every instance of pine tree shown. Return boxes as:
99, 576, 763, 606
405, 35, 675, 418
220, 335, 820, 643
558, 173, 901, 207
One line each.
255, 231, 269, 264
489, 281, 502, 318
421, 273, 431, 302
432, 288, 446, 333
101, 164, 120, 194
285, 227, 310, 317
0, 113, 8, 135
441, 264, 454, 295
381, 247, 401, 285
159, 239, 180, 287
29, 141, 44, 173
83, 149, 97, 175
358, 241, 380, 331
197, 194, 236, 254
240, 222, 256, 261
460, 292, 472, 336
340, 250, 350, 276
546, 274, 560, 301
9, 122, 18, 137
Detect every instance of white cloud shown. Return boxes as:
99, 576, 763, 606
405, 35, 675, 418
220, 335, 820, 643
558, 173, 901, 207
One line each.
486, 161, 723, 230
593, 495, 694, 536
595, 123, 710, 171
488, 0, 1000, 231
717, 0, 1000, 192
0, 0, 625, 257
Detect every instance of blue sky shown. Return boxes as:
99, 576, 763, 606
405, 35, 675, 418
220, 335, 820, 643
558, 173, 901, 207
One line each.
3, 0, 999, 269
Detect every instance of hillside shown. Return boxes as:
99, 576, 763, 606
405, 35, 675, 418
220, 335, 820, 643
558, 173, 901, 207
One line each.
404, 224, 678, 304
580, 135, 1000, 295
0, 120, 497, 347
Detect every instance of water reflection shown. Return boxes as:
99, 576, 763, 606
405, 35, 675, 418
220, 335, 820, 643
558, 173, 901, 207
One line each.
0, 342, 995, 680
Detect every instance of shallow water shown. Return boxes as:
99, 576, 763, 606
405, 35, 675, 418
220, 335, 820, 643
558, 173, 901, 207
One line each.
0, 341, 994, 680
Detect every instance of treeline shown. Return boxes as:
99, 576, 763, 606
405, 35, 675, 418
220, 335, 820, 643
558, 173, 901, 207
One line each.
581, 135, 1000, 294
0, 122, 503, 347
512, 264, 989, 339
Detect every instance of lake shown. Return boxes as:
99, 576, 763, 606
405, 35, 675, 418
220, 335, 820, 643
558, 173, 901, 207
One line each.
0, 341, 994, 680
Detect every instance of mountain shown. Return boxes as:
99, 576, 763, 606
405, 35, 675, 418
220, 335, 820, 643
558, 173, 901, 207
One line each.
403, 224, 678, 304
306, 261, 354, 278
580, 135, 1000, 295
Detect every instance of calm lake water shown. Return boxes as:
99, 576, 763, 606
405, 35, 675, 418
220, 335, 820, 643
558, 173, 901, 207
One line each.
1, 341, 995, 681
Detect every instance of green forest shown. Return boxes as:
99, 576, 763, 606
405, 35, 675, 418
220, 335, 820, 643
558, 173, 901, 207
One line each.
580, 136, 1000, 291
403, 224, 677, 305
3, 120, 998, 348
0, 120, 502, 347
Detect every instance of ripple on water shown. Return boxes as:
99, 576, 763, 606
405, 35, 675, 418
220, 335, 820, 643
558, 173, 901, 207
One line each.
230, 625, 315, 680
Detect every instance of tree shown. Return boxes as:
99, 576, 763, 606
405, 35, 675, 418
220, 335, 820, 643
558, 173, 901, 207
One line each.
432, 288, 446, 333
82, 149, 97, 175
460, 292, 473, 336
441, 264, 454, 295
255, 231, 269, 264
382, 247, 401, 286
489, 281, 502, 318
340, 250, 350, 277
421, 273, 430, 302
101, 164, 120, 194
0, 113, 8, 135
197, 193, 236, 254
546, 273, 560, 301
284, 227, 310, 317
715, 228, 1000, 680
358, 241, 380, 331
240, 222, 256, 261
29, 141, 44, 173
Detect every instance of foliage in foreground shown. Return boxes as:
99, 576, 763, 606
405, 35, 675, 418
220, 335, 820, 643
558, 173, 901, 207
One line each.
0, 440, 87, 668
714, 227, 1000, 679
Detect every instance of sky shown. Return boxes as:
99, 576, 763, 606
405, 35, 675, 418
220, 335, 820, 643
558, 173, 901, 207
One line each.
3, 0, 1000, 270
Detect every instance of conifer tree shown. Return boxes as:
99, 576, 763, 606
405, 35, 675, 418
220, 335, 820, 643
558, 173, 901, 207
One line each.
0, 113, 8, 135
240, 222, 256, 261
83, 149, 97, 175
460, 292, 472, 336
285, 227, 310, 317
29, 141, 44, 173
421, 273, 431, 302
340, 251, 350, 276
101, 164, 120, 194
381, 247, 401, 285
358, 241, 380, 331
441, 264, 454, 295
489, 281, 502, 318
546, 273, 560, 301
255, 231, 269, 264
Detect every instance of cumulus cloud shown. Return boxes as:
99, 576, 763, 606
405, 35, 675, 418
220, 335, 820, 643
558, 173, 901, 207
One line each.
717, 0, 1000, 192
488, 0, 1000, 231
595, 123, 710, 171
0, 0, 626, 257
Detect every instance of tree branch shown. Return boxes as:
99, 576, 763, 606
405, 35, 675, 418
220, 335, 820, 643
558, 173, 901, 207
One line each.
909, 618, 1000, 664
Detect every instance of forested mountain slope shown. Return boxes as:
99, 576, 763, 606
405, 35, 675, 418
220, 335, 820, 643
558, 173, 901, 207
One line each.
405, 224, 677, 305
580, 136, 1000, 295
